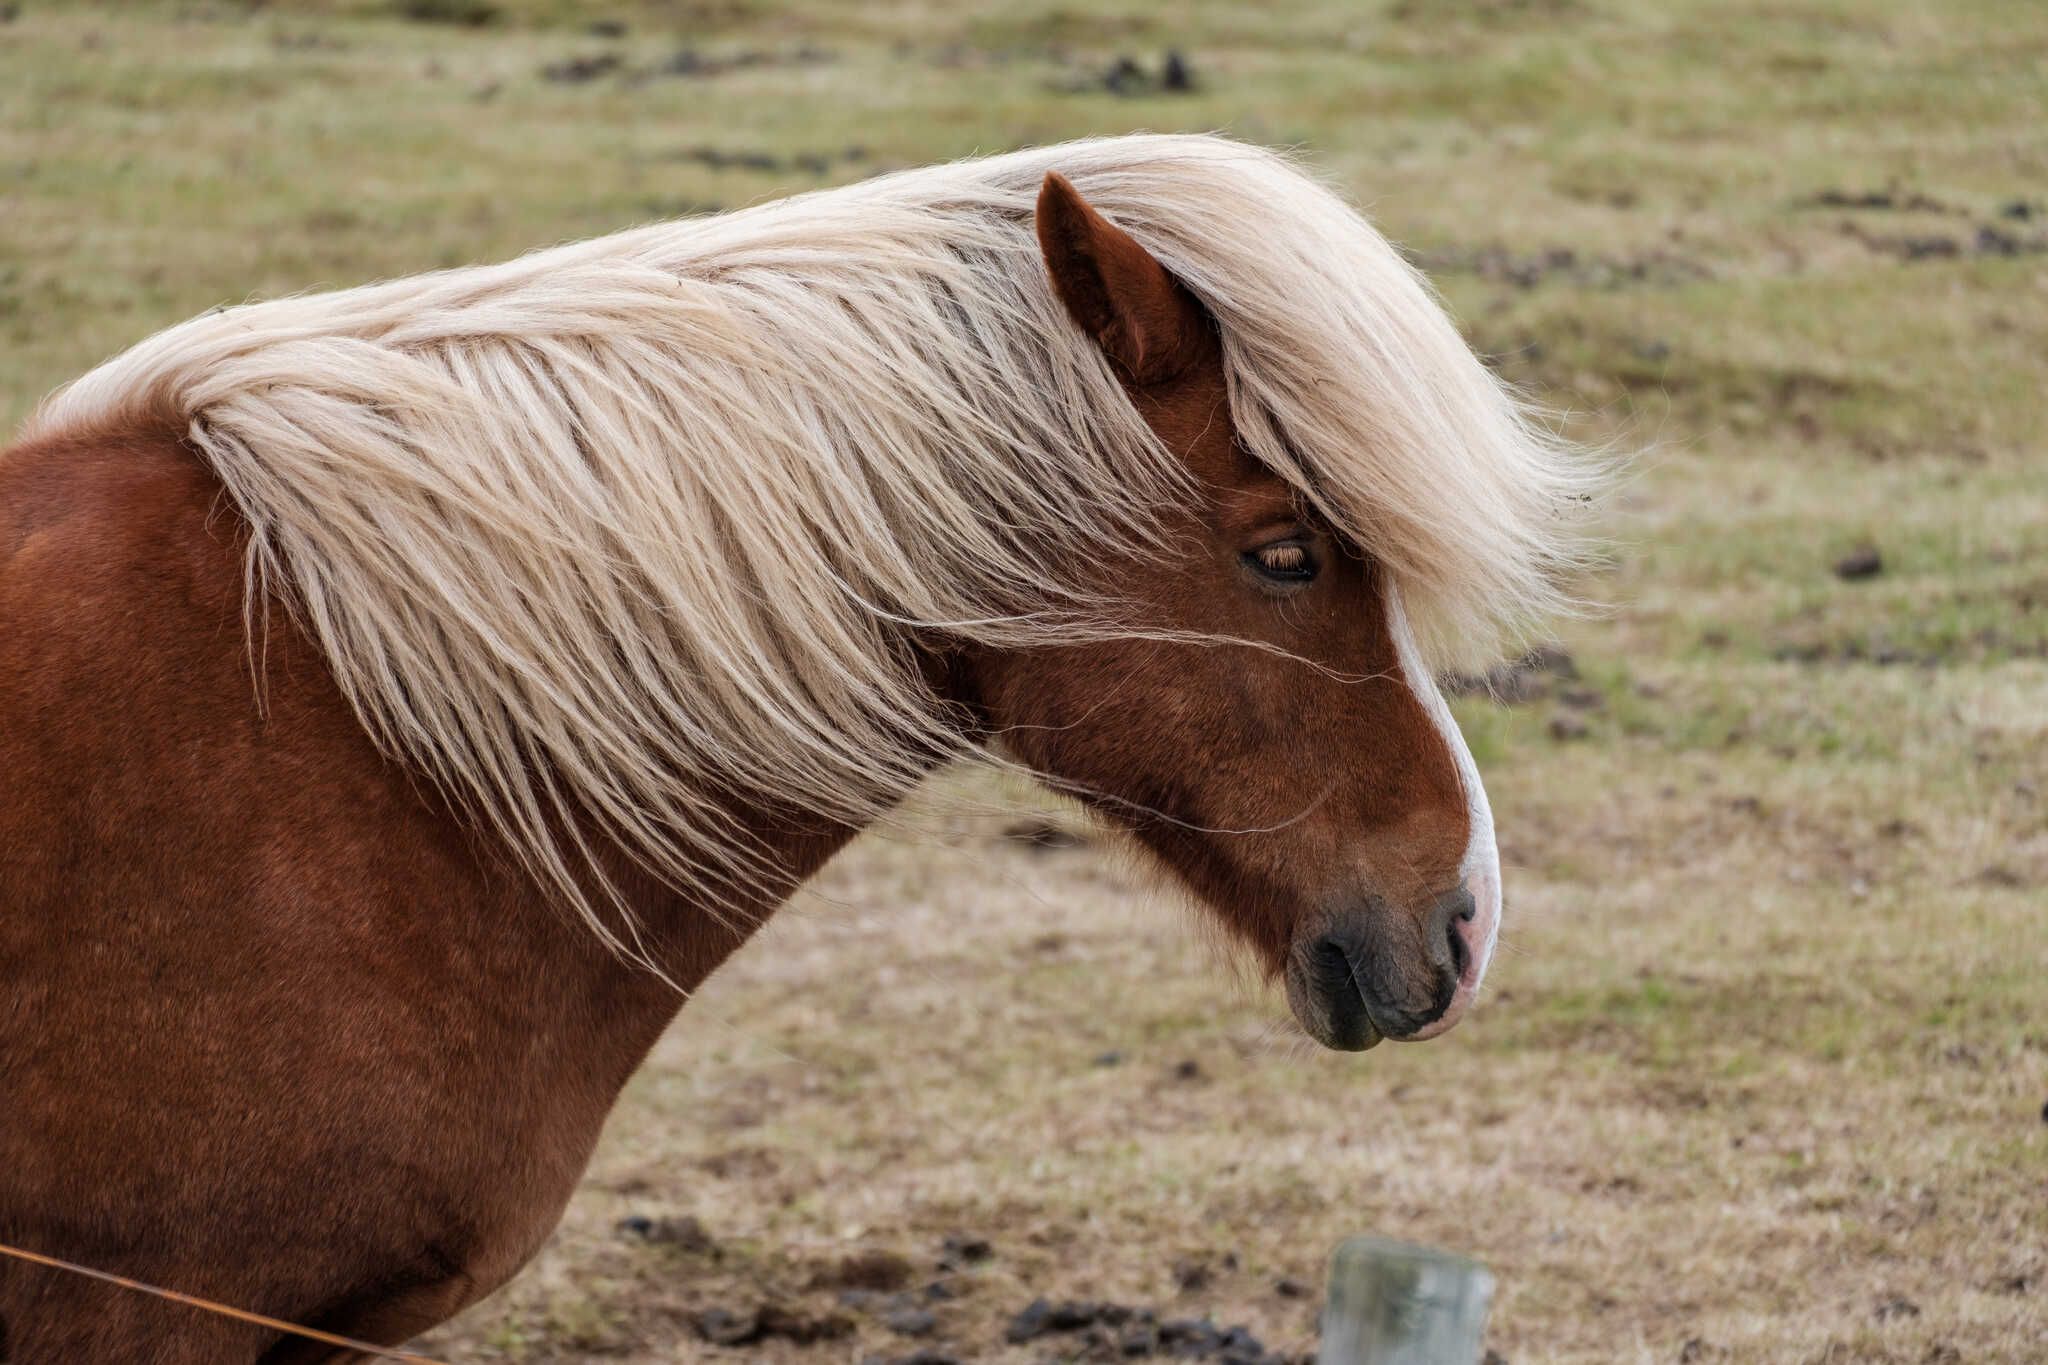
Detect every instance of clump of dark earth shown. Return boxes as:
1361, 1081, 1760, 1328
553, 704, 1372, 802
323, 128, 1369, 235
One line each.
882, 1304, 938, 1336
659, 44, 835, 79
1273, 1277, 1310, 1299
1770, 634, 1931, 667
842, 1280, 965, 1333
542, 51, 621, 83
814, 1248, 916, 1292
936, 1234, 993, 1270
1173, 1251, 1236, 1293
1006, 1298, 1306, 1362
1801, 186, 1951, 213
696, 1302, 853, 1346
586, 18, 627, 37
1833, 546, 1883, 580
1170, 1058, 1205, 1083
1873, 1295, 1921, 1321
613, 1213, 715, 1254
1445, 642, 1576, 703
1002, 817, 1088, 851
1548, 711, 1590, 741
1556, 684, 1605, 711
1407, 243, 1710, 290
862, 1351, 962, 1365
1838, 219, 2048, 262
668, 144, 870, 176
400, 0, 500, 24
1065, 51, 1199, 97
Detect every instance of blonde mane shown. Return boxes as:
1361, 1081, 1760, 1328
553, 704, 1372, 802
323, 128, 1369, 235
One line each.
30, 133, 1599, 953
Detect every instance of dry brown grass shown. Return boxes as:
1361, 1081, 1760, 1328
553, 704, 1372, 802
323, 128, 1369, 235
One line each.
5, 1, 2044, 1361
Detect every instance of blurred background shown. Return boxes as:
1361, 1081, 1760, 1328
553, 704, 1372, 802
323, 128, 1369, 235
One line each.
4, 2, 2043, 1361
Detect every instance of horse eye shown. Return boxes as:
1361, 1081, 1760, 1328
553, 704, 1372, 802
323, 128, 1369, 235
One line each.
1245, 539, 1317, 584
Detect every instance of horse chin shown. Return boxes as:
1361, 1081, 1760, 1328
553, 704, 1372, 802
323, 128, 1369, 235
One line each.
1283, 956, 1384, 1053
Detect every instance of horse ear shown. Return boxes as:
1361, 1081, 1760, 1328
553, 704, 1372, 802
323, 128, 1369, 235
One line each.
1035, 172, 1209, 385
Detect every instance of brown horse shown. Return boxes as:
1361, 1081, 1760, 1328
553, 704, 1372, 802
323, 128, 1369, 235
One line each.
0, 136, 1592, 1359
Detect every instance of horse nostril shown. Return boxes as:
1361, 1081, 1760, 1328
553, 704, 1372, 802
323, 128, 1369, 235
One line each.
1311, 933, 1360, 993
1432, 885, 1475, 981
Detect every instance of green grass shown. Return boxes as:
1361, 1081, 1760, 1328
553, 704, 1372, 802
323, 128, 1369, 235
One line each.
4, 1, 2045, 1361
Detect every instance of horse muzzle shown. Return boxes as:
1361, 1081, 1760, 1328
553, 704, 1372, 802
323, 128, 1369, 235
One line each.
1284, 886, 1482, 1052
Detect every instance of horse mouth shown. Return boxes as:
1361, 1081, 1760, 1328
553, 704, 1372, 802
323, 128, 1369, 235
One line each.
1283, 943, 1385, 1052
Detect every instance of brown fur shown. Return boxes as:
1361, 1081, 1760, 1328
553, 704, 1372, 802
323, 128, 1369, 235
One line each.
0, 179, 1468, 1359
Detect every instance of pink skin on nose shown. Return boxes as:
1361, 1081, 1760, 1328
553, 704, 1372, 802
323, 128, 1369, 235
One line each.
1381, 582, 1502, 1043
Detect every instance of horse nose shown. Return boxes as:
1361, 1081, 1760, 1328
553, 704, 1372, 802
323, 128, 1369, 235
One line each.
1299, 887, 1474, 1044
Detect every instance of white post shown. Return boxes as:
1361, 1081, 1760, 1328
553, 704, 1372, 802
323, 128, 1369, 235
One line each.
1317, 1235, 1495, 1365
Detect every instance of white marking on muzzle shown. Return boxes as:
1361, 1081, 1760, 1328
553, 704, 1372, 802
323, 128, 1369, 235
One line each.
1383, 581, 1502, 1034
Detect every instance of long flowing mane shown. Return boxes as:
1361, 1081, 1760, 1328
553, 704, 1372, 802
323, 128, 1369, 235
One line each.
29, 133, 1598, 951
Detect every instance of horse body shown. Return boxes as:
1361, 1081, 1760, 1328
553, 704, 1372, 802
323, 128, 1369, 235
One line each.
1, 136, 1595, 1357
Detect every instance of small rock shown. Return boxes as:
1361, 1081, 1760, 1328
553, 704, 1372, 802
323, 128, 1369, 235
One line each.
1834, 546, 1884, 580
1557, 685, 1605, 711
586, 18, 627, 37
1274, 1276, 1310, 1299
1874, 1295, 1921, 1321
1093, 1049, 1125, 1067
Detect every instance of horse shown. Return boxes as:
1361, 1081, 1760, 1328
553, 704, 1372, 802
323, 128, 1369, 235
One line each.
0, 133, 1597, 1360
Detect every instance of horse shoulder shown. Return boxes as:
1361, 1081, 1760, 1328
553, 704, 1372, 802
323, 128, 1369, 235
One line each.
0, 421, 664, 1352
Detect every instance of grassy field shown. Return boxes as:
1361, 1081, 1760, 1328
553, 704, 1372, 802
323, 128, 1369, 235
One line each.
5, 1, 2045, 1362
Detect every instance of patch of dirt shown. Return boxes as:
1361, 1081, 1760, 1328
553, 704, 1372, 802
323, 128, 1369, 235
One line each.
1838, 219, 2048, 262
1445, 643, 1579, 703
1005, 1297, 1307, 1363
1798, 186, 1956, 214
695, 1301, 854, 1347
666, 144, 872, 177
1049, 50, 1200, 97
1407, 242, 1712, 289
812, 1249, 917, 1293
